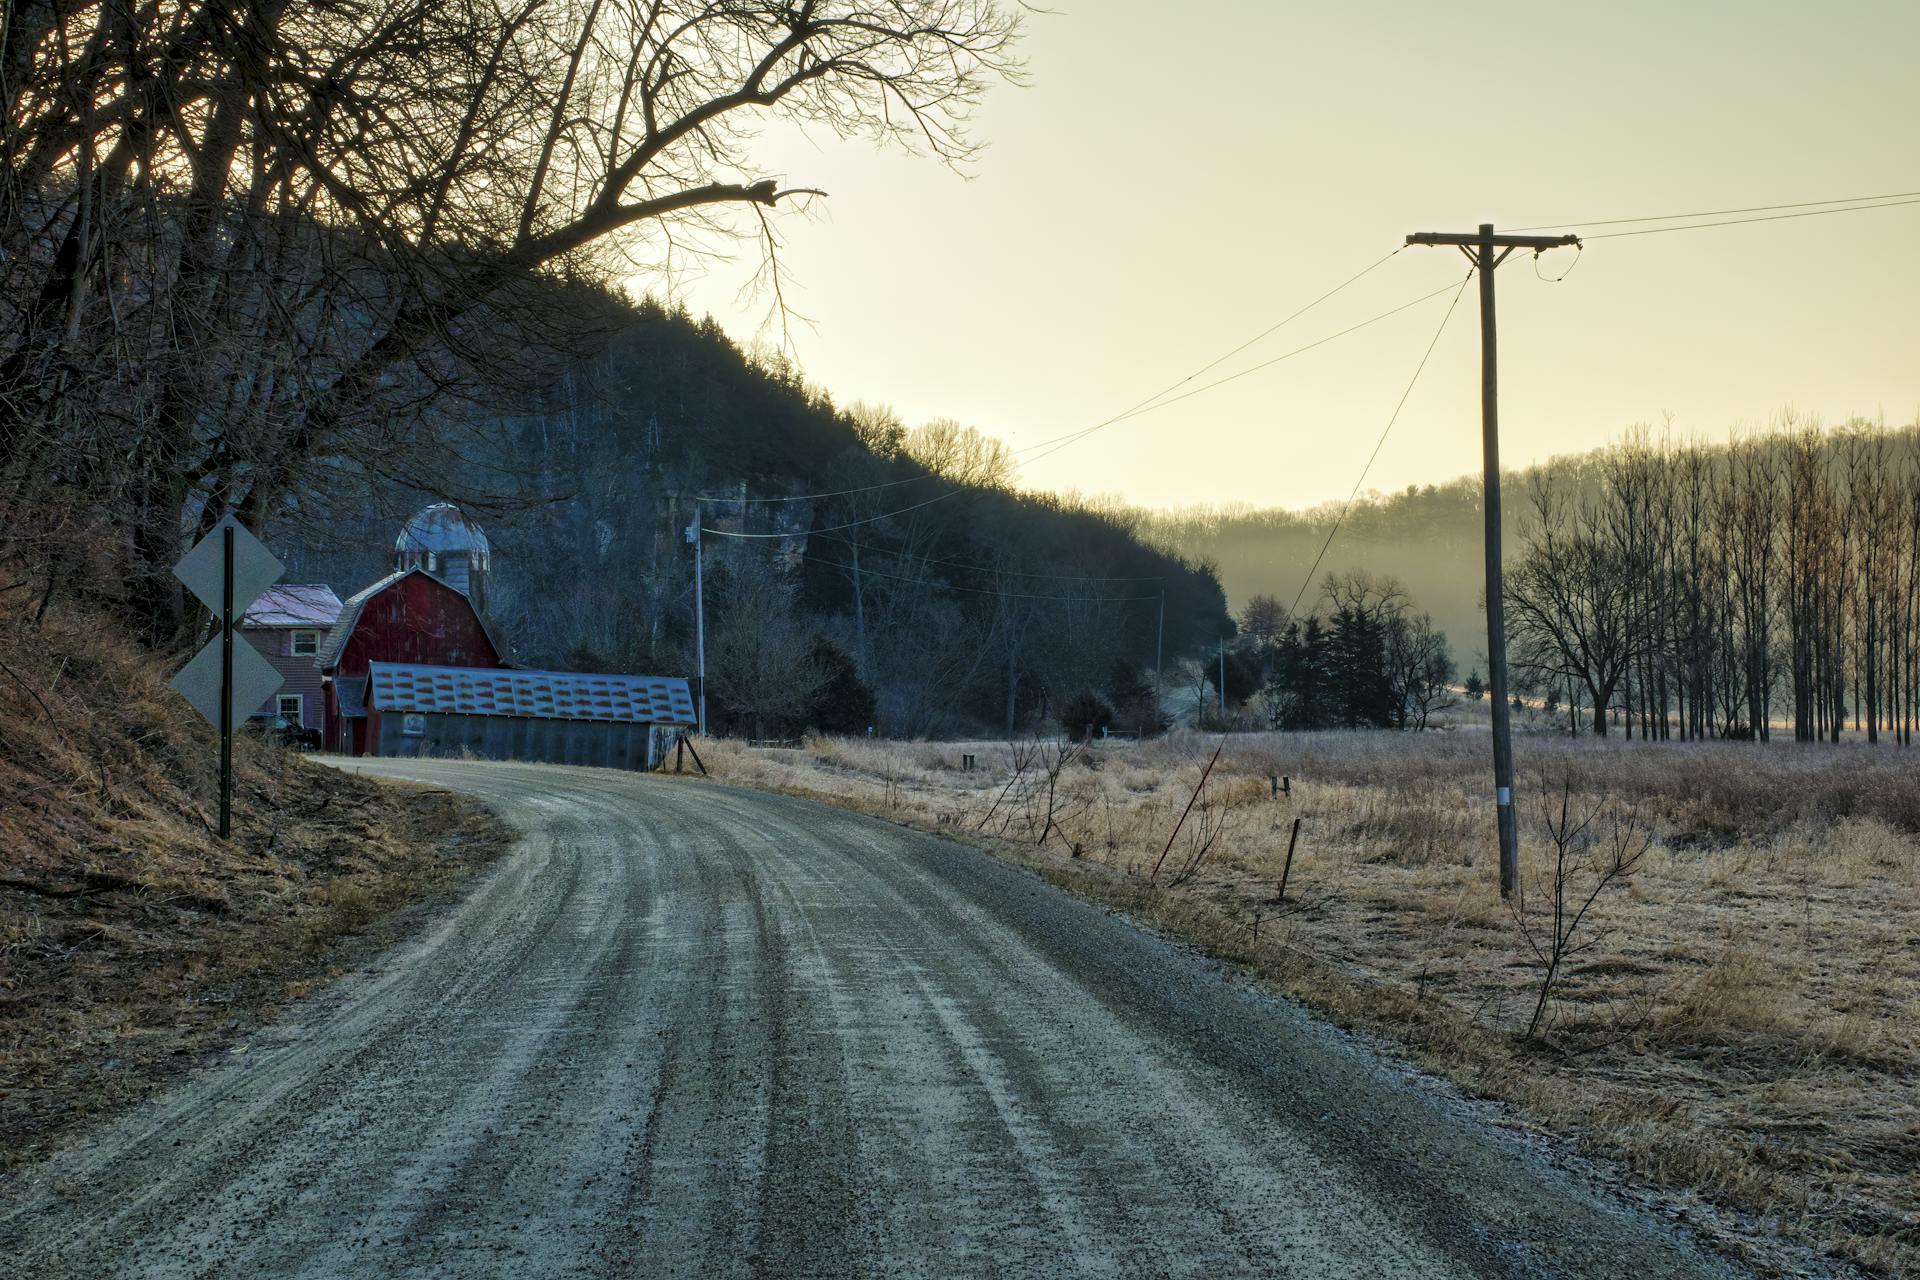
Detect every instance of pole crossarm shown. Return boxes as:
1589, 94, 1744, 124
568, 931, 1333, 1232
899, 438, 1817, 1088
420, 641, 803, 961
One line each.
1406, 231, 1581, 251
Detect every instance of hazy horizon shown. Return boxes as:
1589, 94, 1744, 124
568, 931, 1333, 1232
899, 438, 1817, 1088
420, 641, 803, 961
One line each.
653, 0, 1920, 513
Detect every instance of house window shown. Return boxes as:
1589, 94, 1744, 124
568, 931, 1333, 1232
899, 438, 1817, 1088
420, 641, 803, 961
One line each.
277, 694, 304, 724
291, 630, 320, 657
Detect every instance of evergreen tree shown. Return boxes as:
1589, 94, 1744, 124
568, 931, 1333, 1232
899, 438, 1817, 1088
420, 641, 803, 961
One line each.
807, 637, 877, 735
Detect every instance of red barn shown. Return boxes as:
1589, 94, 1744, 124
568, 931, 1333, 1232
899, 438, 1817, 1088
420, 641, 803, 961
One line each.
318, 568, 509, 754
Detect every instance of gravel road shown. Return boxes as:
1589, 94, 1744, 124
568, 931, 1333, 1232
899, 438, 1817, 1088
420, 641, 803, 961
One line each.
0, 759, 1743, 1278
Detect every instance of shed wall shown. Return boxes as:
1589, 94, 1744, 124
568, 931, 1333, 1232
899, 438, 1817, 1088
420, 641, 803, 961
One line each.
373, 713, 669, 771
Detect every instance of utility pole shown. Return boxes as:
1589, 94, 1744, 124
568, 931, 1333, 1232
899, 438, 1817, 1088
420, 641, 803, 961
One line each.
1219, 635, 1227, 726
1406, 223, 1580, 900
1154, 590, 1164, 707
686, 502, 707, 736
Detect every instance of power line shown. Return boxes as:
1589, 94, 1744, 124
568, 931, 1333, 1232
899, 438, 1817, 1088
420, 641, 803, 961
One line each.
694, 473, 935, 505
703, 256, 1455, 537
701, 486, 964, 538
1019, 277, 1471, 467
1283, 271, 1473, 624
699, 247, 1409, 513
808, 555, 1161, 603
1510, 187, 1920, 232
1060, 247, 1405, 434
1581, 194, 1920, 240
812, 531, 1164, 582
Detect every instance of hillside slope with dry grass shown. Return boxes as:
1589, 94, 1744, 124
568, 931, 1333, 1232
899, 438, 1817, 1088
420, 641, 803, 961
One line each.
698, 732, 1919, 1279
0, 601, 508, 1164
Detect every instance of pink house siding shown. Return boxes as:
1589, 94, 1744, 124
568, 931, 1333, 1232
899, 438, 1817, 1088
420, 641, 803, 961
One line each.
240, 626, 329, 730
239, 584, 342, 732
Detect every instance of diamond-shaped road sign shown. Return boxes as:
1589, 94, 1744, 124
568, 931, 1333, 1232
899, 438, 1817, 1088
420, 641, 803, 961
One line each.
173, 515, 283, 617
167, 516, 285, 837
169, 630, 284, 727
167, 516, 286, 729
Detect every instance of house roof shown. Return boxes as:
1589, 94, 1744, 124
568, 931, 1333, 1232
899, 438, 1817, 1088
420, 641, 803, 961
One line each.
316, 567, 511, 671
243, 583, 342, 628
366, 662, 695, 726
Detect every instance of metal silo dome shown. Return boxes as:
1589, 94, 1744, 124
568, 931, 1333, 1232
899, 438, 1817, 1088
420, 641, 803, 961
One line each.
393, 503, 491, 600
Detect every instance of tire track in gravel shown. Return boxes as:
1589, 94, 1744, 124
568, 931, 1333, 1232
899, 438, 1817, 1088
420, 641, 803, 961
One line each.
0, 759, 1747, 1279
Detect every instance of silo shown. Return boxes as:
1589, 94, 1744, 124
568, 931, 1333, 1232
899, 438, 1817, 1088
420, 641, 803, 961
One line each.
393, 503, 492, 612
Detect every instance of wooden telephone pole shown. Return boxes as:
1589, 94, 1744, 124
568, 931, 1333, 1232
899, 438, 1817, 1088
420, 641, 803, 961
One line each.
1405, 223, 1580, 899
686, 502, 708, 736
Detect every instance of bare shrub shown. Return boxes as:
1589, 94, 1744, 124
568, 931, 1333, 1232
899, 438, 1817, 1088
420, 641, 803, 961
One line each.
1027, 739, 1087, 847
1511, 778, 1651, 1042
977, 738, 1038, 835
1165, 787, 1239, 888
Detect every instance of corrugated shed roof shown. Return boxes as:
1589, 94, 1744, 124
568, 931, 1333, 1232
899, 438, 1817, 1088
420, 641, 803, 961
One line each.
243, 583, 343, 628
367, 663, 695, 726
316, 568, 510, 671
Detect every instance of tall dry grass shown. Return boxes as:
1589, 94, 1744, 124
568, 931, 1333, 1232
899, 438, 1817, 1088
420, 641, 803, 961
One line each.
698, 730, 1920, 1278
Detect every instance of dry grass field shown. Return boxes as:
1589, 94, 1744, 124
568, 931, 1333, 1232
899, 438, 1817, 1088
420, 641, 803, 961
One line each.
699, 728, 1920, 1278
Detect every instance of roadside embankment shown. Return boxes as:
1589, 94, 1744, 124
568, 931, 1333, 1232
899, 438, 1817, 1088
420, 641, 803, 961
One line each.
0, 600, 509, 1164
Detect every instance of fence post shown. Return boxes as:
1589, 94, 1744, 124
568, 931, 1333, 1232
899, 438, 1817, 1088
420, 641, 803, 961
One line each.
1276, 816, 1302, 903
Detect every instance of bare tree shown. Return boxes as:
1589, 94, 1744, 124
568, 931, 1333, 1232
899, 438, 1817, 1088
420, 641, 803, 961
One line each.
903, 419, 1017, 490
1506, 471, 1650, 736
708, 554, 830, 739
1239, 593, 1287, 648
1383, 610, 1455, 730
2, 1, 1024, 631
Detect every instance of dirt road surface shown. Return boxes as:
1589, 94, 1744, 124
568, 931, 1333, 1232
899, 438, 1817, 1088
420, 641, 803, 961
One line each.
0, 759, 1744, 1278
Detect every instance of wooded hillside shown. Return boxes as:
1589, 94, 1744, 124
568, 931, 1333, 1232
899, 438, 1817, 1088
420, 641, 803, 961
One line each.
281, 294, 1232, 739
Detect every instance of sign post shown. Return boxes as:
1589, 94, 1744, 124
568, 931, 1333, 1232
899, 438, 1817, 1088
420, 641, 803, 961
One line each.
168, 515, 285, 839
221, 525, 234, 837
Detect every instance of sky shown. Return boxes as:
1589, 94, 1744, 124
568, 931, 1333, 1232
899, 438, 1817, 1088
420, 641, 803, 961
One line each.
657, 0, 1920, 513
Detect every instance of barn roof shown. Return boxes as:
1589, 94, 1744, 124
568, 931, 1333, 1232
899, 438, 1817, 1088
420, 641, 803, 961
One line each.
316, 568, 510, 671
243, 584, 343, 628
366, 662, 695, 726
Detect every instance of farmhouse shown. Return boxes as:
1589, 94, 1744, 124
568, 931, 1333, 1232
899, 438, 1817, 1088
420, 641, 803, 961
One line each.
240, 583, 342, 734
361, 663, 694, 770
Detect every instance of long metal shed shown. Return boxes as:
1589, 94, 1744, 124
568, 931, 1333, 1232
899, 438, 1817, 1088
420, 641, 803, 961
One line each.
363, 662, 696, 771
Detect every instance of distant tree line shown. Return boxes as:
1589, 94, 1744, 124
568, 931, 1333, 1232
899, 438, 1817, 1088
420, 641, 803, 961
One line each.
1507, 420, 1920, 743
1213, 572, 1454, 732
1143, 481, 1499, 657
